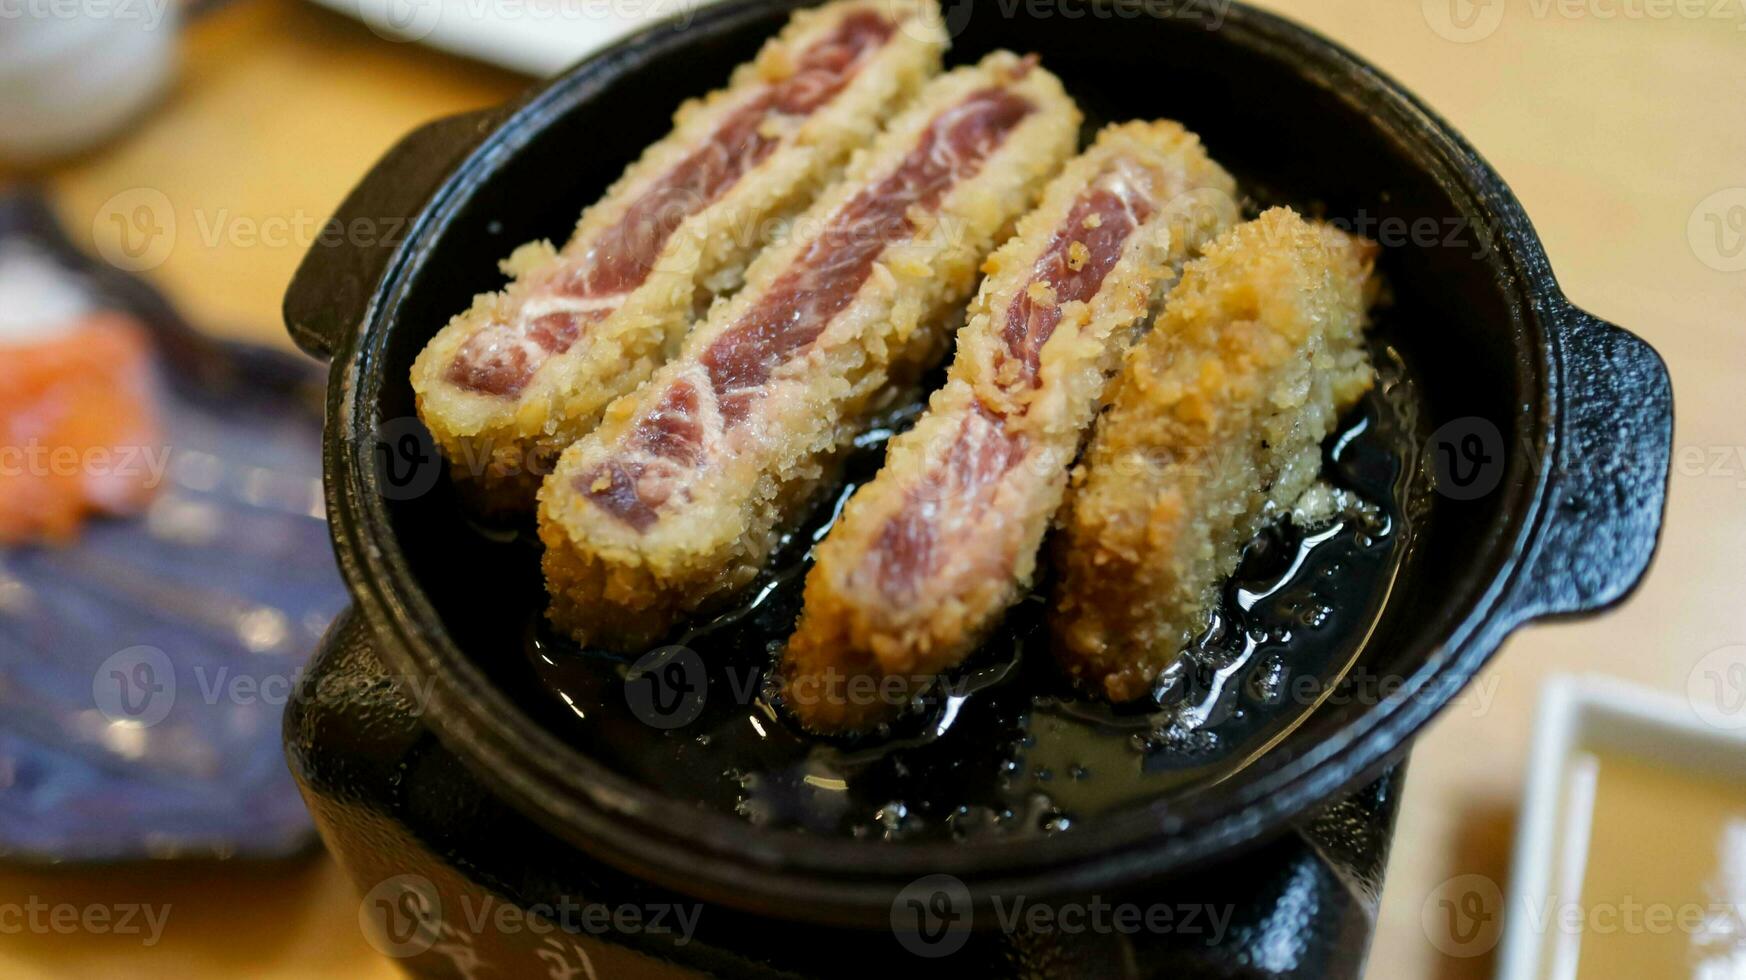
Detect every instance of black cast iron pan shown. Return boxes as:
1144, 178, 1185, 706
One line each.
284, 0, 1672, 927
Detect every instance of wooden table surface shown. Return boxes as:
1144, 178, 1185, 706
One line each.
4, 0, 1740, 976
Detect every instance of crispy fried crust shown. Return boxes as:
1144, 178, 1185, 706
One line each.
539, 53, 1081, 650
1050, 207, 1379, 702
411, 0, 946, 513
779, 121, 1239, 732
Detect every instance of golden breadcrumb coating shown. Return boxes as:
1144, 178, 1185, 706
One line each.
780, 120, 1238, 732
1051, 207, 1379, 702
539, 53, 1081, 649
410, 0, 945, 512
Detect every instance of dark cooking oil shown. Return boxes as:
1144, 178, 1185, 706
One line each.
517, 342, 1427, 842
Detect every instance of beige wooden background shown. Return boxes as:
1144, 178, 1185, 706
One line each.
3, 0, 1741, 975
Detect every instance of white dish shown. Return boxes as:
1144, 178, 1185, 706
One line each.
305, 0, 721, 76
0, 4, 178, 164
1495, 674, 1746, 979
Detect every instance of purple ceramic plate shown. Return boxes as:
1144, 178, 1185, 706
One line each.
0, 189, 344, 863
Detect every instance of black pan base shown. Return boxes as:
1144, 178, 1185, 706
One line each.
287, 613, 1407, 979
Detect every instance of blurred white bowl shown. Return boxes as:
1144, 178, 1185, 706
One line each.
306, 0, 716, 76
0, 0, 179, 164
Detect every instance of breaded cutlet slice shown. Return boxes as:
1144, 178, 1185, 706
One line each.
1051, 207, 1379, 702
538, 53, 1081, 650
411, 0, 946, 512
779, 120, 1238, 732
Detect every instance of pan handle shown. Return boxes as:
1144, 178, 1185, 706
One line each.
283, 104, 514, 360
1500, 303, 1673, 624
